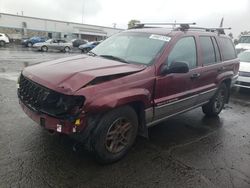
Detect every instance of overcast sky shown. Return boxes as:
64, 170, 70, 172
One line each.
0, 0, 249, 37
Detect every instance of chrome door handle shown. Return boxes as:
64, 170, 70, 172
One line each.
190, 73, 201, 79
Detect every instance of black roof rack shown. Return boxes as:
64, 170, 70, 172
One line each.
130, 22, 231, 34
130, 22, 196, 30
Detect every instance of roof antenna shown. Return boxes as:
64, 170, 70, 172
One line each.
219, 17, 225, 34
219, 17, 224, 28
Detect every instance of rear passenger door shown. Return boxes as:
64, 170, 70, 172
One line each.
194, 36, 222, 104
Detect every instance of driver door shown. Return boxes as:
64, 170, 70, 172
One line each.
154, 36, 200, 121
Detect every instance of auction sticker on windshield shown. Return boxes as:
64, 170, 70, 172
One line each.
149, 34, 171, 42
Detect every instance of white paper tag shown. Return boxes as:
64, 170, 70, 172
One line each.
56, 124, 62, 132
149, 34, 171, 42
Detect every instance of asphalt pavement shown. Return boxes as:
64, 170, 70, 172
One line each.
0, 47, 250, 188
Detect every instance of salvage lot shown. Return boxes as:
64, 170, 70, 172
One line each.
0, 48, 250, 188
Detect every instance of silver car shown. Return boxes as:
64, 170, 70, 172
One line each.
33, 39, 72, 52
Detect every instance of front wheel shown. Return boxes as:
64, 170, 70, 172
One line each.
27, 42, 32, 47
41, 46, 48, 52
202, 83, 228, 117
0, 41, 5, 47
91, 106, 138, 164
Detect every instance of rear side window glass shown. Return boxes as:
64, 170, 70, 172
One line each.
219, 37, 236, 61
200, 36, 216, 65
211, 37, 221, 62
168, 37, 197, 69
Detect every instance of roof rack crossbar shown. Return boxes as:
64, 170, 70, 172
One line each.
139, 22, 196, 26
183, 27, 231, 34
130, 22, 231, 35
130, 22, 196, 30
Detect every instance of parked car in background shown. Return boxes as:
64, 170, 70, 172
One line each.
71, 39, 88, 47
235, 35, 250, 54
18, 24, 239, 163
21, 36, 47, 47
234, 50, 250, 88
79, 41, 101, 53
32, 39, 72, 52
0, 33, 10, 47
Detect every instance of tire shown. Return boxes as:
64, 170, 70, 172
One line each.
64, 46, 70, 53
27, 42, 32, 47
202, 83, 228, 117
0, 41, 5, 47
86, 47, 91, 52
41, 46, 48, 52
91, 106, 138, 164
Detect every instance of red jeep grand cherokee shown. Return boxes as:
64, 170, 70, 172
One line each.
18, 24, 239, 163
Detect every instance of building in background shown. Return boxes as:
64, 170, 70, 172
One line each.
0, 12, 123, 41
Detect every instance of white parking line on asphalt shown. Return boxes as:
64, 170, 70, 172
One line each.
0, 72, 19, 82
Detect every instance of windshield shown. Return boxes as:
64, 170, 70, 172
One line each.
46, 39, 53, 43
92, 32, 169, 65
238, 36, 250, 43
238, 51, 250, 62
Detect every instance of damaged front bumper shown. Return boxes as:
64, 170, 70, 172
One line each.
19, 99, 87, 134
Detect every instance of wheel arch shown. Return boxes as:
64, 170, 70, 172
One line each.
128, 101, 148, 138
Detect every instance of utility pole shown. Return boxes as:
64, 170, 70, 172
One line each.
82, 0, 85, 24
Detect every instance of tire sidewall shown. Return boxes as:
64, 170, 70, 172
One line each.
91, 106, 138, 164
41, 46, 48, 52
212, 83, 228, 114
64, 46, 70, 52
0, 41, 5, 47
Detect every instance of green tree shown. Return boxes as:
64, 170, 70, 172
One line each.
128, 20, 140, 29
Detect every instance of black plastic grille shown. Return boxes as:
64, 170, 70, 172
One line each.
239, 71, 250, 77
235, 81, 250, 87
18, 74, 84, 118
18, 74, 51, 111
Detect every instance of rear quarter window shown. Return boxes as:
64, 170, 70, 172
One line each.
219, 37, 237, 61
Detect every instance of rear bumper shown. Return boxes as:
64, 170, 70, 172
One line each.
19, 99, 87, 134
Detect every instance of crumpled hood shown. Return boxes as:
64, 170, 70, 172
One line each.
23, 55, 146, 94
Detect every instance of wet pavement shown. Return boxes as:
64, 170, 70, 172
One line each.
0, 48, 250, 188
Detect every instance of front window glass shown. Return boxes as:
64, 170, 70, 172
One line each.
238, 51, 250, 62
92, 32, 169, 65
46, 39, 53, 43
167, 37, 197, 69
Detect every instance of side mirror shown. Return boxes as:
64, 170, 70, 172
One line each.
161, 61, 189, 75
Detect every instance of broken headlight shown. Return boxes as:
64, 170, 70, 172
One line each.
40, 94, 85, 117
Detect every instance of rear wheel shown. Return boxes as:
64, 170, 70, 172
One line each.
41, 46, 48, 52
91, 106, 138, 164
202, 83, 228, 117
0, 41, 5, 47
64, 46, 70, 53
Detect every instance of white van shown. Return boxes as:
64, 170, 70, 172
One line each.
235, 35, 250, 54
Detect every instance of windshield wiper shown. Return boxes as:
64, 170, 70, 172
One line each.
99, 55, 129, 64
87, 51, 97, 57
